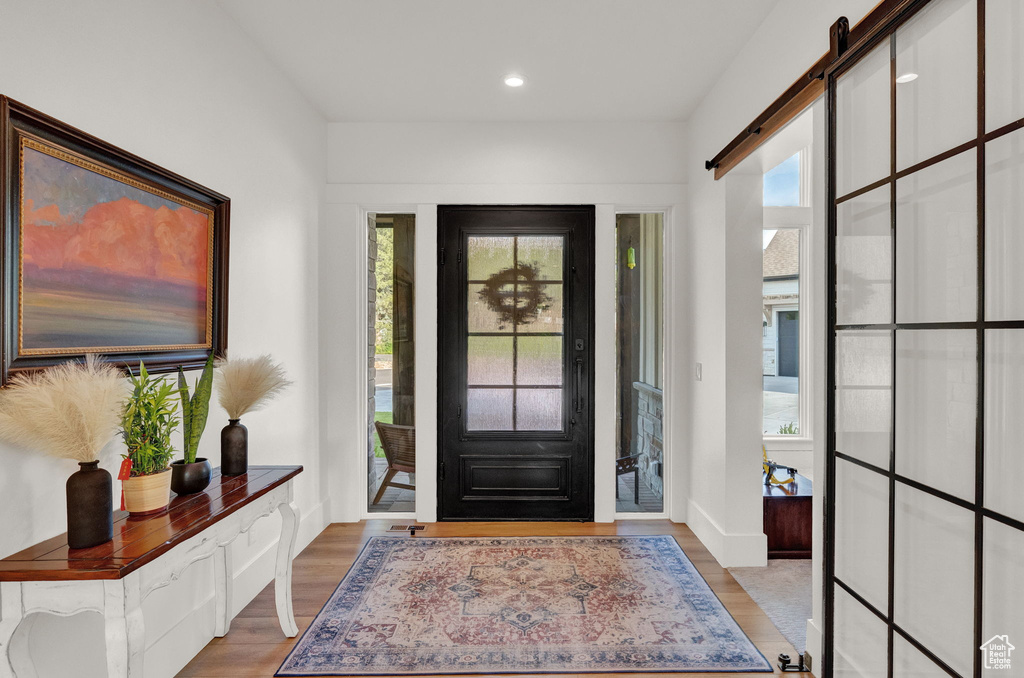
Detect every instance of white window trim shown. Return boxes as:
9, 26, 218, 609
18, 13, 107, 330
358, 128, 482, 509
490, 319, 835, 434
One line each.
798, 149, 812, 208
763, 205, 814, 451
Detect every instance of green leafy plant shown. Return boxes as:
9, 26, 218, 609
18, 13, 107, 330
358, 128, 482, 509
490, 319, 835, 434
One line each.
375, 226, 394, 351
778, 421, 799, 435
178, 353, 215, 464
373, 411, 393, 458
122, 362, 178, 476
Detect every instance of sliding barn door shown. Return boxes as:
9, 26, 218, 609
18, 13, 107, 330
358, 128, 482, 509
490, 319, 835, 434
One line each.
826, 0, 1024, 676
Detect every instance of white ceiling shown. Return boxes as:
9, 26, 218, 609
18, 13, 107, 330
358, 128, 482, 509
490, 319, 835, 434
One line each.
217, 0, 779, 123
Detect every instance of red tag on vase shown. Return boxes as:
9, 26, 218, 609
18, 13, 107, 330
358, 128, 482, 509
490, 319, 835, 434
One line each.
118, 459, 132, 511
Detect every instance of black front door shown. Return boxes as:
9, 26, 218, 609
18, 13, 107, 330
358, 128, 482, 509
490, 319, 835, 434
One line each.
437, 206, 594, 521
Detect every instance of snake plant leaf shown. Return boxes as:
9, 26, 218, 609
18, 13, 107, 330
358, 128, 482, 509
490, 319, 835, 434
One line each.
186, 354, 215, 464
178, 368, 192, 462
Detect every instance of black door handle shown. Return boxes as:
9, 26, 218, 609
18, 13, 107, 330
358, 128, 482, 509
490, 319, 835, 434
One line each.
575, 357, 584, 413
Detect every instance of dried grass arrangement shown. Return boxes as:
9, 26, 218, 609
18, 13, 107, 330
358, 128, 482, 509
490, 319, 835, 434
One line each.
0, 355, 126, 462
215, 354, 292, 420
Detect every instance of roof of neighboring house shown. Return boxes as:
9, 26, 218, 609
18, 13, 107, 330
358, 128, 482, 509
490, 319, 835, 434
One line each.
763, 229, 799, 278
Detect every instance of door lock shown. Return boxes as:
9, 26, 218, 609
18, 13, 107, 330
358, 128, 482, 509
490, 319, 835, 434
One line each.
574, 339, 585, 351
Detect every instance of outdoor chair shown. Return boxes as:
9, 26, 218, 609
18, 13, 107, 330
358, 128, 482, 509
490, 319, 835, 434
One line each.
373, 422, 416, 505
616, 453, 641, 504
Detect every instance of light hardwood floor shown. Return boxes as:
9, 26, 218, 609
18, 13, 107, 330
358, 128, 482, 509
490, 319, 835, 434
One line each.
178, 520, 807, 677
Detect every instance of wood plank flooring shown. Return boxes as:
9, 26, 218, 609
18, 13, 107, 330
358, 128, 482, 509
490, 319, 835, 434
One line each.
178, 520, 808, 677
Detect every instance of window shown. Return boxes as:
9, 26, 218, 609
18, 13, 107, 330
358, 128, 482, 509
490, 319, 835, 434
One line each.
762, 228, 801, 435
762, 147, 811, 440
465, 235, 565, 432
615, 213, 664, 513
368, 213, 415, 513
763, 152, 802, 206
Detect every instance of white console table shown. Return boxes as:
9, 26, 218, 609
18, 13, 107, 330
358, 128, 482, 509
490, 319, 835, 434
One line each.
0, 465, 302, 678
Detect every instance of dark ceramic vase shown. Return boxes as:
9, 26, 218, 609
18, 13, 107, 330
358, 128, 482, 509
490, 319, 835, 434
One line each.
221, 420, 248, 476
170, 458, 212, 495
66, 460, 112, 549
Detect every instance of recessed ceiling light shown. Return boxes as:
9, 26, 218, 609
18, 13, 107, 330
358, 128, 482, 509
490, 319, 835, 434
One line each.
895, 72, 918, 84
504, 74, 526, 87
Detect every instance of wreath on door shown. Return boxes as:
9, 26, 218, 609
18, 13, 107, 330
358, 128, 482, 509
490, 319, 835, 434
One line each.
478, 263, 552, 330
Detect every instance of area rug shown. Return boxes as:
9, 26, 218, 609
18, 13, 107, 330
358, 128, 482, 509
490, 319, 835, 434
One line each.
729, 560, 812, 653
277, 535, 771, 675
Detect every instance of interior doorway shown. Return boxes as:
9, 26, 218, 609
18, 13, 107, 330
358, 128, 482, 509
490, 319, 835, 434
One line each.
727, 104, 820, 659
436, 205, 595, 521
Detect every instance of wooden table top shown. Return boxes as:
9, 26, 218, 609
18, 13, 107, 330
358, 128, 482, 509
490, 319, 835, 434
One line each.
763, 471, 813, 498
0, 465, 302, 582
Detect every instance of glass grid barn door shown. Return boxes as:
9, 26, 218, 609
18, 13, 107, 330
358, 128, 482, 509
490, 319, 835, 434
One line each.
826, 0, 1024, 676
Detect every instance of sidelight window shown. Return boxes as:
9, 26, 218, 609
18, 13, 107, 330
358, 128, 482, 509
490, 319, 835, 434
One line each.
367, 213, 415, 514
615, 213, 664, 514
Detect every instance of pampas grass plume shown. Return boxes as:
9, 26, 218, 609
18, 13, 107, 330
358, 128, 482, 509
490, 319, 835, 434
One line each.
215, 354, 292, 420
0, 355, 127, 463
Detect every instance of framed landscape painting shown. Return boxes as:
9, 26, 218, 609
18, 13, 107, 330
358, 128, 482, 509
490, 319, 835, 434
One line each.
0, 96, 229, 383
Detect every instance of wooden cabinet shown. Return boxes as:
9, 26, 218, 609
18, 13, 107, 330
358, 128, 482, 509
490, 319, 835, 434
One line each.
763, 472, 812, 559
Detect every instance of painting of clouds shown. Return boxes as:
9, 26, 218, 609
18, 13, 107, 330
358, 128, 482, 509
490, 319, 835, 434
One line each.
19, 141, 212, 353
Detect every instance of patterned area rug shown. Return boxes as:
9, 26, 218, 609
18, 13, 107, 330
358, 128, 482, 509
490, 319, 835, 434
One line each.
277, 535, 771, 675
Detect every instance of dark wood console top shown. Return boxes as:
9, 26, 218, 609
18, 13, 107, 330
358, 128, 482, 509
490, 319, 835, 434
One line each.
763, 472, 813, 498
0, 465, 302, 582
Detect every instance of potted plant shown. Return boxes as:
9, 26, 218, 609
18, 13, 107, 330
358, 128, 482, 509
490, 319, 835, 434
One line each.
215, 354, 292, 476
0, 356, 125, 548
172, 354, 215, 495
121, 362, 178, 515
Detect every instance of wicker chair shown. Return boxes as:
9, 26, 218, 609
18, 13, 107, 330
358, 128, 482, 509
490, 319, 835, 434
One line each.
616, 454, 640, 504
373, 422, 416, 505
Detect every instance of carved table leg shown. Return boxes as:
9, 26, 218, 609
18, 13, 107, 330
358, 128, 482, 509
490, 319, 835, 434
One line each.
214, 544, 233, 637
7, 614, 37, 678
0, 583, 25, 678
275, 501, 300, 637
103, 577, 144, 678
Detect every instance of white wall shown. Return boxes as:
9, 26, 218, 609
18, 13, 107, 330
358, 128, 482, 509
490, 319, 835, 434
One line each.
0, 1, 328, 675
683, 0, 881, 666
328, 122, 687, 185
684, 170, 768, 568
320, 121, 688, 525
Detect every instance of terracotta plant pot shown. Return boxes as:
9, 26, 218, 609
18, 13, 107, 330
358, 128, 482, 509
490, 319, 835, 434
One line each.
122, 469, 172, 515
170, 458, 212, 495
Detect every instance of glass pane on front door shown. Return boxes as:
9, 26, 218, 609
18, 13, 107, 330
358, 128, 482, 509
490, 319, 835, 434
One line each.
465, 234, 565, 431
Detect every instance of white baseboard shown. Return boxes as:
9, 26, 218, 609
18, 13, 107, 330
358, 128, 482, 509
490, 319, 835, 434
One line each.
805, 617, 822, 675
144, 499, 330, 678
686, 499, 767, 567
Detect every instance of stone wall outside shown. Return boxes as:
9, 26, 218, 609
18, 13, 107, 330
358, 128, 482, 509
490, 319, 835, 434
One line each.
633, 381, 663, 499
